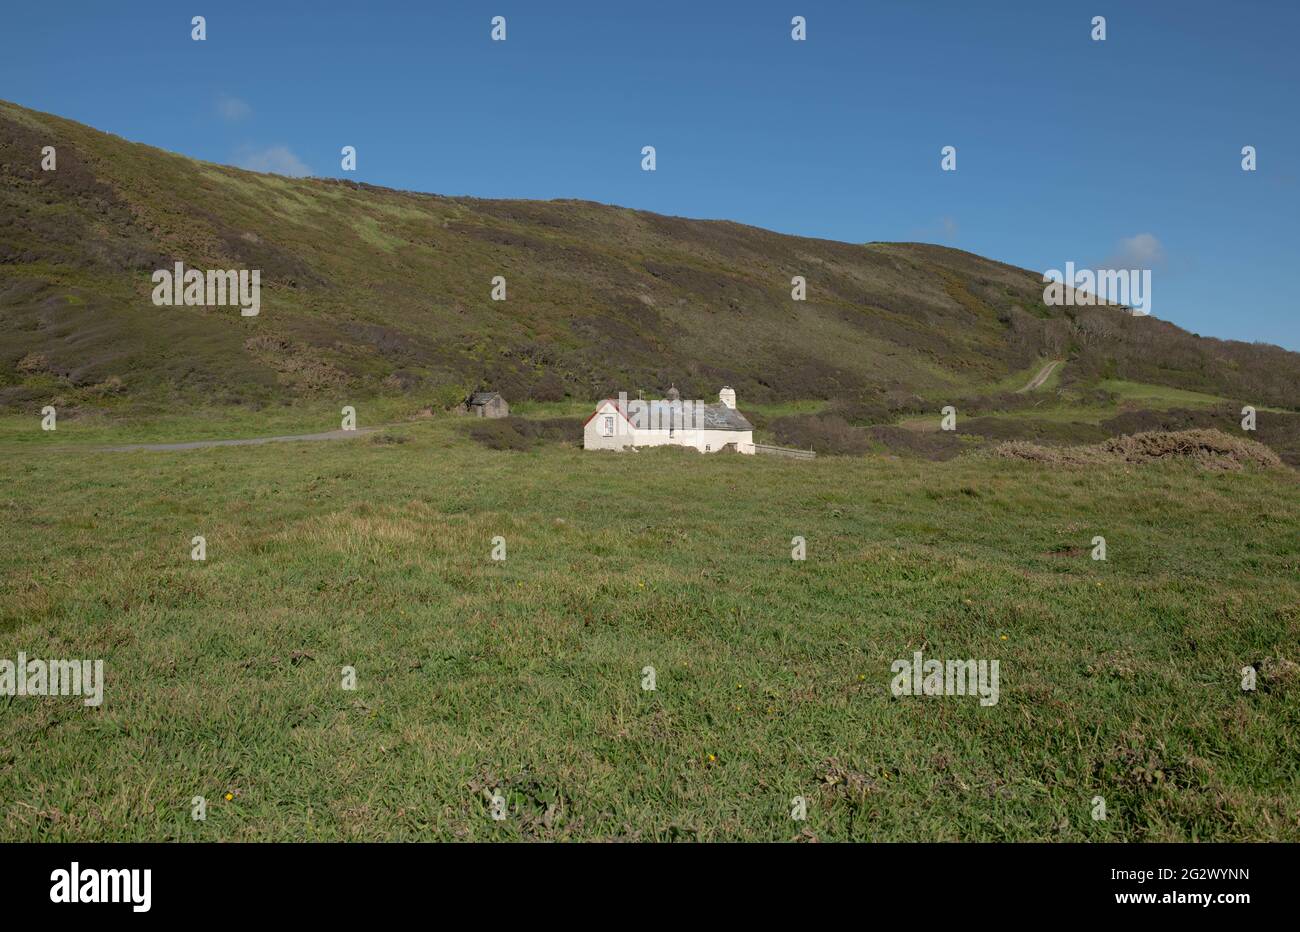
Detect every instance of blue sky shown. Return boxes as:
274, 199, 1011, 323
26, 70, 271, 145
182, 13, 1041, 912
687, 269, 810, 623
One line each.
3, 0, 1297, 349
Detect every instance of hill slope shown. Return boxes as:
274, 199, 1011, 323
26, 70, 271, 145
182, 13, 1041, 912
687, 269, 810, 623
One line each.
2, 99, 1298, 415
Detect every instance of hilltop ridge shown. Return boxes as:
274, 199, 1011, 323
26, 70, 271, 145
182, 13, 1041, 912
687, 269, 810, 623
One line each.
2, 98, 1298, 416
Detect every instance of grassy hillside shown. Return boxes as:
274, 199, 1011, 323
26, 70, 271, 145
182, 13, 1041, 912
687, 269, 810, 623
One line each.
4, 98, 1299, 423
1, 100, 1297, 843
1, 419, 1297, 841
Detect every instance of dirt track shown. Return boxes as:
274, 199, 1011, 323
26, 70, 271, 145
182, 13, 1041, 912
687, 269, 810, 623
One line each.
1017, 360, 1061, 393
95, 427, 379, 452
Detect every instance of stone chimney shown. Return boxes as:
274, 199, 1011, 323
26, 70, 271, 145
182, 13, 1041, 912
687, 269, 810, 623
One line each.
718, 386, 736, 409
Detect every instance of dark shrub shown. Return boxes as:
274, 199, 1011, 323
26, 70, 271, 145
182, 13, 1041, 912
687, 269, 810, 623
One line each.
946, 392, 1039, 417
771, 414, 871, 455
469, 416, 581, 451
527, 371, 566, 402
469, 419, 531, 451
529, 417, 581, 443
864, 426, 967, 461
825, 396, 892, 425
958, 417, 1110, 444
743, 408, 768, 430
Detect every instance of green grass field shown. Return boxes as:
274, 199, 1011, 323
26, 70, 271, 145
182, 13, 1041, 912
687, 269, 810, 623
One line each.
2, 412, 1297, 841
1098, 379, 1231, 409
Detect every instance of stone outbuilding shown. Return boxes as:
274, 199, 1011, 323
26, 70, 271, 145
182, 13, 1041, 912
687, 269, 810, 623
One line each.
457, 391, 509, 418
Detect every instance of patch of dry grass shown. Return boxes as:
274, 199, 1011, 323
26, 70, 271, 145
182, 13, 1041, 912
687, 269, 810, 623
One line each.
991, 429, 1284, 471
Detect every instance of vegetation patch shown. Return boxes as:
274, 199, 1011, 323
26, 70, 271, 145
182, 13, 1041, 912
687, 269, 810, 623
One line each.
467, 416, 581, 451
958, 417, 1111, 445
992, 429, 1284, 470
1104, 406, 1300, 467
865, 425, 968, 460
770, 414, 871, 455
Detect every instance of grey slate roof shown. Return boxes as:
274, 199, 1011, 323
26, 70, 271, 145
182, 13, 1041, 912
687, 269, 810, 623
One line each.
467, 391, 501, 405
624, 399, 752, 432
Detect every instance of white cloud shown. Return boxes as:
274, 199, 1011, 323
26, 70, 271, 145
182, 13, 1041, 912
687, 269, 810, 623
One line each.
216, 94, 252, 122
236, 145, 313, 178
1101, 233, 1165, 271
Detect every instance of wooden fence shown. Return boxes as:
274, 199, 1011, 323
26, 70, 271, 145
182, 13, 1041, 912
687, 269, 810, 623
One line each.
753, 443, 816, 460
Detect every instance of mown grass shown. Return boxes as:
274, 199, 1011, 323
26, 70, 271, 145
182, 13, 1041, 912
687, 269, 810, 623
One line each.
1, 416, 1296, 841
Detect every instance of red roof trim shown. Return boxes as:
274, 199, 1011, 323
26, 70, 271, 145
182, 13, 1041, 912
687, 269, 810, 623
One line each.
582, 399, 636, 428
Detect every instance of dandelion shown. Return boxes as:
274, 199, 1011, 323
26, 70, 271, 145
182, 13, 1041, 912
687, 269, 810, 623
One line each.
1000, 634, 1008, 641
224, 792, 233, 801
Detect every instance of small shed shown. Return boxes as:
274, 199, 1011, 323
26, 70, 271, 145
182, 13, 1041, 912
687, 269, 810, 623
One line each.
458, 391, 509, 418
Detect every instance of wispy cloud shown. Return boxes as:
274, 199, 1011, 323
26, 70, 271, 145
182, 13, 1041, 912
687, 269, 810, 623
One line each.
236, 145, 313, 178
907, 216, 959, 243
216, 94, 252, 123
1100, 233, 1165, 271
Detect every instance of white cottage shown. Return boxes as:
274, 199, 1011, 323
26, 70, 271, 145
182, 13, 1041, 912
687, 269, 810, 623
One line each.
583, 386, 755, 454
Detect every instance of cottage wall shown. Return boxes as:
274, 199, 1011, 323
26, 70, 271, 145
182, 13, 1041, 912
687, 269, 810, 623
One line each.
582, 401, 754, 453
583, 402, 632, 450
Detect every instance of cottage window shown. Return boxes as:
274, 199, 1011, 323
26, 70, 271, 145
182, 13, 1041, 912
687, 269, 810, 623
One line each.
602, 416, 614, 437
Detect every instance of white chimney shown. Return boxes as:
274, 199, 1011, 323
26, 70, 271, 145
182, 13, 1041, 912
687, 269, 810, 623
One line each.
719, 386, 736, 409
